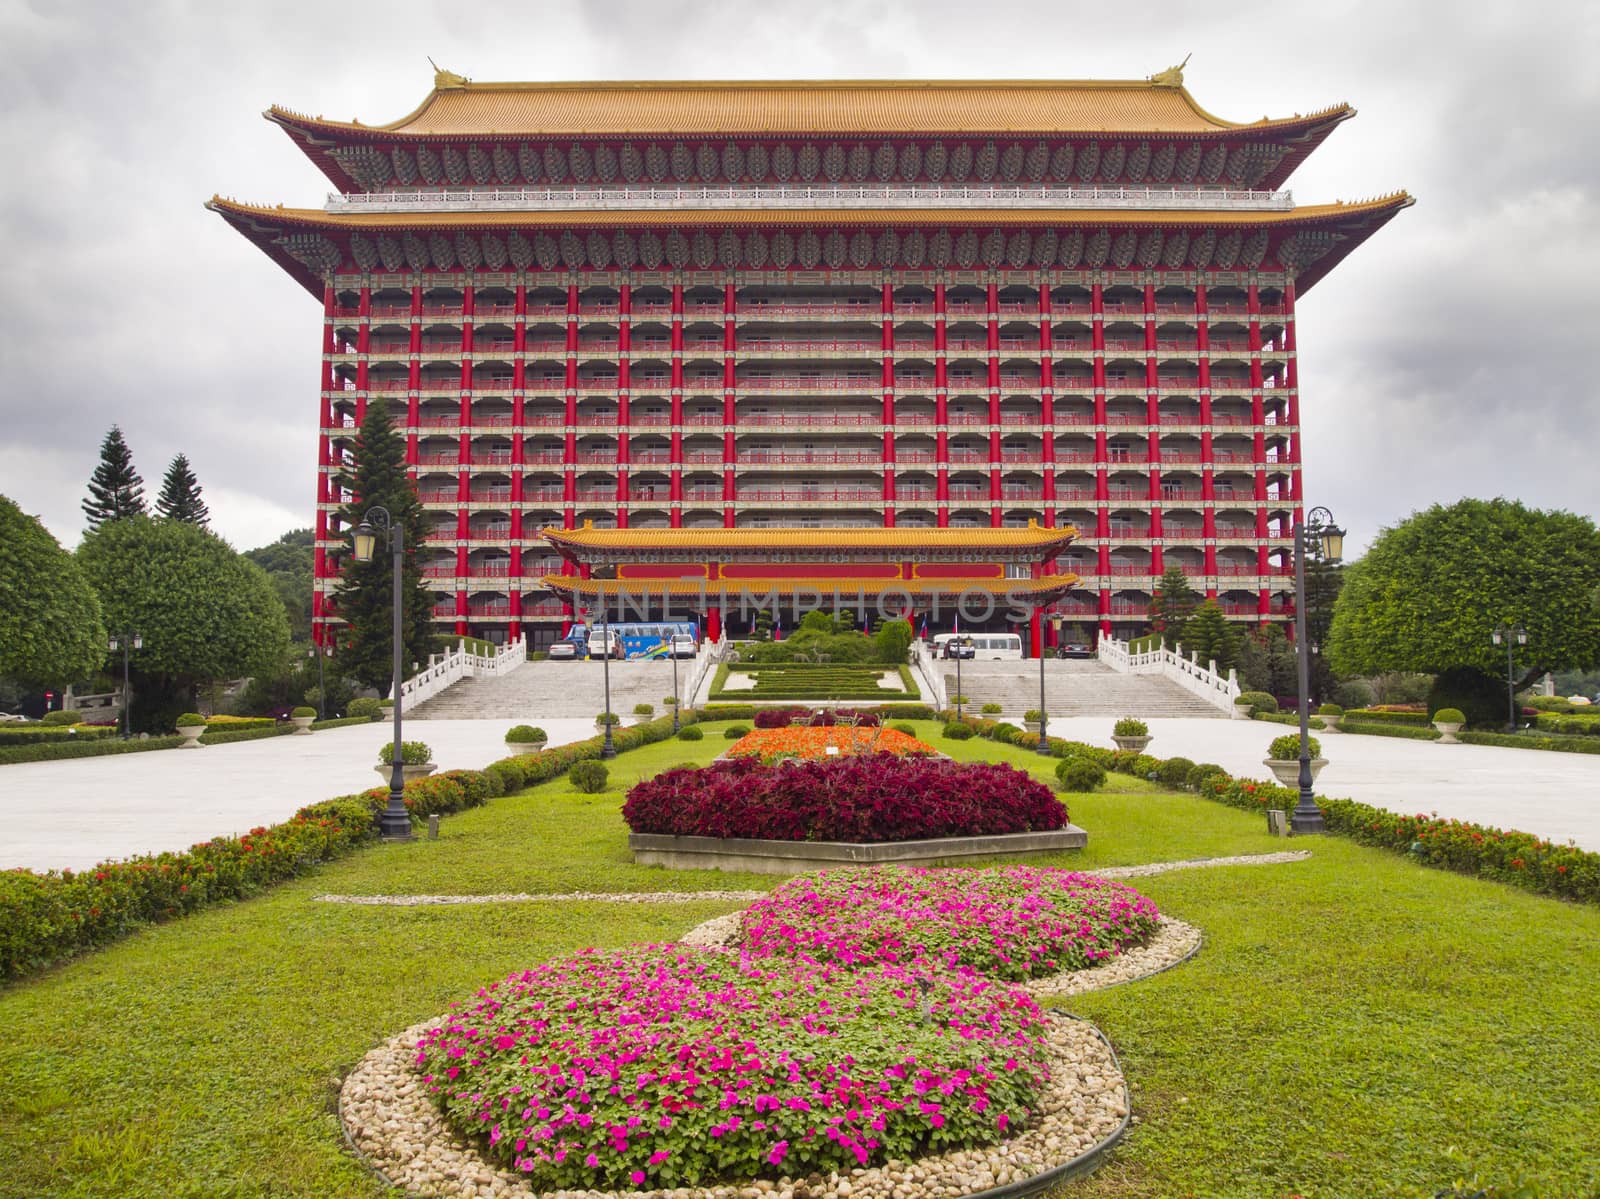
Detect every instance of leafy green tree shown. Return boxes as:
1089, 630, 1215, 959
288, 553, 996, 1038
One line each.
798, 610, 837, 635
0, 495, 107, 687
245, 528, 315, 643
154, 453, 210, 526
1180, 600, 1240, 674
1236, 624, 1298, 696
1326, 499, 1600, 688
82, 424, 146, 531
873, 618, 914, 664
77, 516, 289, 731
1149, 565, 1199, 644
332, 401, 434, 695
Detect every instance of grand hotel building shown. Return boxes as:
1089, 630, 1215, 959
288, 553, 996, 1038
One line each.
210, 64, 1408, 651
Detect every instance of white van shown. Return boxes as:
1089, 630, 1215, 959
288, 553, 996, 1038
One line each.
931, 632, 1024, 660
586, 629, 623, 659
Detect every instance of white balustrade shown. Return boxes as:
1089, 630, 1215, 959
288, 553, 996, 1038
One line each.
1096, 635, 1240, 713
399, 634, 528, 708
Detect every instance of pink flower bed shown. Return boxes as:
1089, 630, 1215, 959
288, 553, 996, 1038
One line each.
739, 867, 1162, 982
621, 754, 1067, 843
415, 944, 1050, 1190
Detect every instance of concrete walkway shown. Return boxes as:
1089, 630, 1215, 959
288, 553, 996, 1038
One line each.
6, 715, 1597, 873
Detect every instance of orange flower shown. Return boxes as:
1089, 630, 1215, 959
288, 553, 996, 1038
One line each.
726, 725, 935, 761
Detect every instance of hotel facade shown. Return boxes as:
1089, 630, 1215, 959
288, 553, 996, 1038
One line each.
211, 64, 1408, 651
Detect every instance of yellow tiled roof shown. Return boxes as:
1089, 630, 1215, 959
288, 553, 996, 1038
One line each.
540, 524, 1077, 551
540, 574, 1080, 598
268, 78, 1348, 138
206, 194, 1413, 231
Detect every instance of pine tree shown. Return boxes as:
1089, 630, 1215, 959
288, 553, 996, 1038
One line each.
1149, 565, 1200, 644
154, 453, 210, 526
82, 425, 146, 531
1181, 599, 1241, 674
332, 401, 436, 695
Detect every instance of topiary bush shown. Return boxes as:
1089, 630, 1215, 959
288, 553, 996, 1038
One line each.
595, 712, 621, 725
347, 697, 382, 720
290, 706, 317, 718
505, 724, 547, 745
1269, 733, 1321, 760
1187, 762, 1229, 789
40, 710, 84, 726
1113, 717, 1149, 737
990, 722, 1023, 744
483, 760, 526, 795
1055, 757, 1106, 792
722, 724, 750, 739
568, 760, 609, 793
1155, 756, 1197, 788
175, 712, 206, 728
1317, 703, 1344, 717
677, 725, 704, 741
379, 740, 432, 765
632, 703, 654, 717
942, 721, 974, 740
980, 702, 1003, 714
1237, 691, 1278, 714
890, 721, 917, 736
1432, 707, 1466, 724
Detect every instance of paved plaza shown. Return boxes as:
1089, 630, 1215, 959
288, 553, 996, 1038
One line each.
5, 715, 1597, 872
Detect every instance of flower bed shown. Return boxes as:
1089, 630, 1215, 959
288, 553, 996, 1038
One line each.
622, 754, 1067, 843
725, 725, 935, 761
739, 867, 1161, 982
415, 944, 1051, 1190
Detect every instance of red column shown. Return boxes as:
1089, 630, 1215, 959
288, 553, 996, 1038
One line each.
987, 280, 1001, 526
881, 282, 896, 525
934, 281, 949, 527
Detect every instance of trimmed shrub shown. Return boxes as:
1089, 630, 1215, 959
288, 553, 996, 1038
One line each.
1269, 733, 1322, 760
1112, 717, 1149, 737
403, 774, 469, 815
290, 706, 317, 718
980, 702, 1003, 714
1237, 690, 1278, 714
632, 703, 654, 716
379, 740, 433, 765
175, 713, 207, 728
440, 768, 493, 806
1317, 703, 1344, 717
889, 721, 917, 737
595, 712, 621, 725
484, 760, 526, 795
1331, 679, 1377, 710
1055, 757, 1106, 792
1187, 762, 1229, 789
722, 724, 750, 739
568, 760, 609, 793
990, 722, 1023, 744
347, 697, 382, 720
505, 724, 547, 745
942, 721, 975, 740
676, 725, 704, 741
1345, 708, 1431, 726
40, 710, 84, 726
1432, 707, 1466, 724
1023, 709, 1044, 723
1156, 756, 1197, 788
663, 696, 678, 707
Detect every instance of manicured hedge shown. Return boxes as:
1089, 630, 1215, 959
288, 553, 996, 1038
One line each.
1345, 708, 1432, 726
1532, 713, 1600, 737
1251, 710, 1327, 730
0, 725, 117, 746
1458, 730, 1600, 755
1339, 721, 1441, 742
622, 753, 1067, 842
0, 715, 382, 765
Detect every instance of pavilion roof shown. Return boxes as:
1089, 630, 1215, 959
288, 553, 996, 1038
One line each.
539, 574, 1081, 600
539, 523, 1078, 556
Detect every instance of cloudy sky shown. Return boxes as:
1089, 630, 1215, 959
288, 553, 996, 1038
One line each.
2, 0, 1596, 555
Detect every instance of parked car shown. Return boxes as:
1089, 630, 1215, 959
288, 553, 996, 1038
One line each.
942, 637, 976, 660
669, 633, 697, 658
586, 629, 624, 660
546, 640, 579, 661
1058, 642, 1094, 659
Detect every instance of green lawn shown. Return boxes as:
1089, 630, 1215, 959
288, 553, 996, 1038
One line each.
1, 722, 1596, 1198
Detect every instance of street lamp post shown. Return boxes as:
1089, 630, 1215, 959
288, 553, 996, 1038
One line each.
352, 506, 412, 843
107, 631, 142, 739
954, 638, 964, 720
669, 636, 682, 734
308, 643, 334, 719
1291, 506, 1345, 834
1491, 624, 1527, 733
599, 600, 616, 759
1036, 612, 1051, 755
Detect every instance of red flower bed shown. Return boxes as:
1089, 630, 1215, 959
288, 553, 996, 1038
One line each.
726, 725, 935, 761
753, 707, 882, 728
622, 754, 1067, 843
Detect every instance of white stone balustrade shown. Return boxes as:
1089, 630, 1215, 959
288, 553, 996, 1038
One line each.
1097, 635, 1240, 713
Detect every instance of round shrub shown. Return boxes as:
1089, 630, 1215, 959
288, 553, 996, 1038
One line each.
632, 702, 654, 716
417, 946, 1052, 1190
595, 711, 621, 725
1023, 709, 1044, 723
1332, 679, 1377, 710
379, 740, 432, 765
484, 760, 526, 795
676, 725, 704, 741
1269, 733, 1322, 760
1155, 756, 1197, 788
1432, 707, 1466, 724
1187, 762, 1228, 789
40, 709, 84, 726
1112, 717, 1149, 737
568, 760, 609, 793
942, 721, 975, 740
990, 721, 1023, 744
175, 713, 206, 728
1237, 691, 1278, 714
980, 702, 1003, 714
1055, 757, 1107, 792
662, 695, 678, 707
505, 724, 547, 745
290, 706, 317, 718
441, 768, 493, 805
890, 721, 917, 736
722, 724, 750, 739
347, 697, 381, 720
1317, 703, 1344, 717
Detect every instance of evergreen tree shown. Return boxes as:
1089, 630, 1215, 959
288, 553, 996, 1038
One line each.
82, 425, 146, 531
332, 401, 435, 695
1149, 565, 1200, 644
1181, 600, 1240, 674
154, 453, 210, 526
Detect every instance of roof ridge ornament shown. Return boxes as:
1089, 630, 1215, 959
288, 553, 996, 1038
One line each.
428, 58, 470, 90
1148, 54, 1191, 88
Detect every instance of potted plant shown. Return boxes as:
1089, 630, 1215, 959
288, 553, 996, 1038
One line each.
1231, 695, 1254, 721
980, 702, 1003, 715
1023, 708, 1045, 734
663, 696, 679, 709
289, 705, 317, 735
1263, 732, 1326, 787
1317, 703, 1344, 732
376, 740, 436, 781
631, 702, 655, 725
1111, 717, 1151, 753
174, 712, 208, 749
1431, 707, 1466, 744
595, 711, 621, 729
505, 724, 547, 754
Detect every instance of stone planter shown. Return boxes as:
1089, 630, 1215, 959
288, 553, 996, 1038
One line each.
1231, 702, 1253, 721
1024, 719, 1043, 735
1319, 715, 1342, 733
175, 724, 206, 749
1263, 757, 1327, 788
630, 825, 1090, 875
290, 715, 315, 736
629, 713, 653, 725
1433, 720, 1463, 744
1111, 734, 1152, 753
505, 740, 544, 756
596, 719, 620, 732
374, 762, 437, 782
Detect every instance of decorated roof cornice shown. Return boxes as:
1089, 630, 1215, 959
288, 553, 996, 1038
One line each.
538, 574, 1082, 601
539, 522, 1079, 556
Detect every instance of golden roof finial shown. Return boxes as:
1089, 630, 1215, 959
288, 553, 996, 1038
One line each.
428, 57, 470, 89
1149, 53, 1191, 88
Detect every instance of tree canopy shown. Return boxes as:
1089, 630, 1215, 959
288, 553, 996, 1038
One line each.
77, 517, 289, 728
0, 495, 107, 687
1326, 498, 1600, 685
1149, 565, 1200, 643
1178, 599, 1240, 674
82, 425, 147, 531
154, 453, 210, 526
245, 527, 315, 643
332, 401, 435, 693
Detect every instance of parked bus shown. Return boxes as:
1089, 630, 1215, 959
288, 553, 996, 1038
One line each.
931, 632, 1025, 660
568, 621, 699, 660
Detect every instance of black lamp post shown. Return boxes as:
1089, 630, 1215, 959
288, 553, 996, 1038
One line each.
308, 643, 334, 719
1036, 609, 1051, 755
1291, 505, 1345, 834
954, 633, 964, 720
598, 596, 616, 759
352, 507, 412, 842
107, 630, 142, 739
669, 635, 682, 733
1491, 624, 1527, 733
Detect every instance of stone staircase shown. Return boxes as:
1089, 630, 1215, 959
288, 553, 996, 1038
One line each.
945, 658, 1225, 719
408, 659, 690, 720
